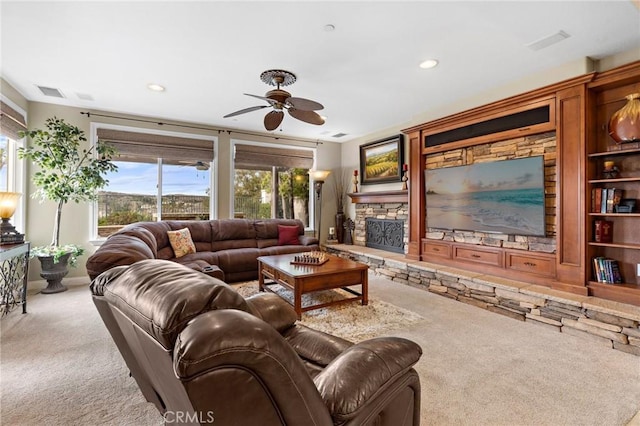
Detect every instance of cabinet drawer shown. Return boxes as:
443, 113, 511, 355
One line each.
422, 241, 451, 259
506, 252, 556, 277
453, 246, 502, 267
261, 263, 275, 278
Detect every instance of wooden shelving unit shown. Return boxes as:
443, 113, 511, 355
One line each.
585, 70, 640, 304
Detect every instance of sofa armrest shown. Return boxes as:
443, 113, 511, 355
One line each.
299, 235, 319, 246
313, 337, 422, 423
245, 292, 297, 333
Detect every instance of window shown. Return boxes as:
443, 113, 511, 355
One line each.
94, 126, 215, 238
233, 142, 313, 227
0, 99, 27, 233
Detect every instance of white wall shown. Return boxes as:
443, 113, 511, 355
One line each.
19, 102, 343, 280
3, 49, 639, 282
340, 52, 640, 220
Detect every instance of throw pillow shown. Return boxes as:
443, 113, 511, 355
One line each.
167, 228, 196, 258
278, 225, 300, 245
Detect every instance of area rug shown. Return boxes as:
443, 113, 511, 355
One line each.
232, 281, 425, 342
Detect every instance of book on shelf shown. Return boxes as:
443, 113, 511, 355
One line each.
592, 188, 602, 213
592, 257, 623, 284
594, 219, 613, 243
601, 188, 608, 213
606, 188, 623, 213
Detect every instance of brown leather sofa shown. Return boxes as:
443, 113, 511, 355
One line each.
91, 259, 422, 425
86, 218, 318, 282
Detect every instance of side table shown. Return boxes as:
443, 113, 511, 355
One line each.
0, 242, 30, 316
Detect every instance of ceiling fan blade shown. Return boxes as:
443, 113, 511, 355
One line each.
286, 97, 324, 111
244, 93, 277, 104
223, 105, 269, 118
288, 108, 325, 125
264, 110, 284, 131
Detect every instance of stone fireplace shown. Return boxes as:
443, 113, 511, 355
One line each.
348, 191, 409, 254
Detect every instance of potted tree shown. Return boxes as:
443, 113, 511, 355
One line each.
18, 117, 117, 293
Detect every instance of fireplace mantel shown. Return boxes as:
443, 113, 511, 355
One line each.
347, 190, 408, 204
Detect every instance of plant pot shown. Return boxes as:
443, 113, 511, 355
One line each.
38, 253, 70, 294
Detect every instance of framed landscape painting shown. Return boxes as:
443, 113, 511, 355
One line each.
360, 135, 404, 185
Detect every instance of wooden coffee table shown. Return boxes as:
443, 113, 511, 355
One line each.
257, 253, 368, 319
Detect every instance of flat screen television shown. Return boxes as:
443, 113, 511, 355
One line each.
425, 156, 546, 236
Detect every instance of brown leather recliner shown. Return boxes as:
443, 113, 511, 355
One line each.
91, 259, 422, 425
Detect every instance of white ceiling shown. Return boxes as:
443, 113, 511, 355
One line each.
2, 1, 639, 143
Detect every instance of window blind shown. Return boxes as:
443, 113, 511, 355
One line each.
97, 129, 214, 165
0, 101, 27, 140
234, 144, 314, 170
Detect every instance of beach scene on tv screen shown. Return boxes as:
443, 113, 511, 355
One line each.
425, 156, 546, 236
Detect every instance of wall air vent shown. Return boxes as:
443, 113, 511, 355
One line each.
37, 86, 65, 98
332, 132, 348, 138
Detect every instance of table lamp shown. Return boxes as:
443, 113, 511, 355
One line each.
0, 192, 24, 244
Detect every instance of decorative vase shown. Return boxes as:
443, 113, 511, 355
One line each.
38, 253, 71, 294
335, 211, 345, 243
608, 93, 640, 144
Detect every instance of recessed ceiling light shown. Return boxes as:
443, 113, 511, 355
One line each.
419, 59, 439, 69
147, 83, 165, 92
324, 24, 335, 32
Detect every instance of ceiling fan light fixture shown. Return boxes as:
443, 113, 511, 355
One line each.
419, 59, 439, 69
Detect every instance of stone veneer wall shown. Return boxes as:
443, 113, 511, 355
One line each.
425, 131, 557, 254
324, 245, 640, 357
353, 203, 409, 253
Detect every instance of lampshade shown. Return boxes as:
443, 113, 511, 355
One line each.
0, 192, 20, 219
309, 170, 331, 182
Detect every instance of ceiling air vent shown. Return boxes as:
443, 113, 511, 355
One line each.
525, 30, 570, 51
332, 132, 348, 138
76, 93, 94, 101
37, 86, 65, 98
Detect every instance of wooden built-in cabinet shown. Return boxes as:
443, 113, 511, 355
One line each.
404, 60, 640, 306
585, 67, 640, 305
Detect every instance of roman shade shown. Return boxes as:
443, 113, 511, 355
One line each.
0, 101, 27, 140
234, 144, 314, 170
97, 129, 214, 165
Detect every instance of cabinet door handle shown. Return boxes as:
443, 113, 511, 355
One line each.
524, 262, 537, 267
471, 254, 481, 258
433, 248, 440, 252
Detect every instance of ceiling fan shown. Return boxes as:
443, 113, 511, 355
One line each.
180, 161, 210, 171
224, 69, 325, 131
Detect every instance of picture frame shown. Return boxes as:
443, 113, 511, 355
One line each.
359, 134, 404, 185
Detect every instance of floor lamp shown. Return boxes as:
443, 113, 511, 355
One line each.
310, 170, 331, 239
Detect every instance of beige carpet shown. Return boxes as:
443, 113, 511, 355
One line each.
234, 281, 425, 341
1, 272, 639, 425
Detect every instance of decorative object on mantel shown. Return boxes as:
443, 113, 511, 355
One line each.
359, 134, 404, 185
330, 168, 350, 243
608, 93, 640, 144
602, 161, 619, 179
343, 218, 355, 245
352, 169, 359, 193
401, 163, 408, 190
